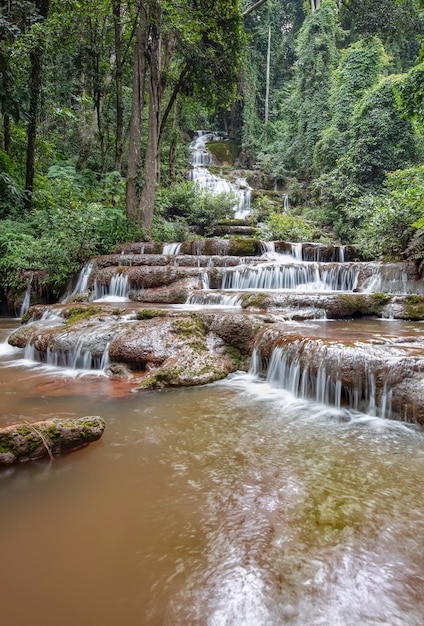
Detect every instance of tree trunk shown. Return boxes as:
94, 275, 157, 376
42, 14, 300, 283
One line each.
264, 24, 271, 144
24, 0, 49, 208
112, 0, 124, 173
125, 19, 147, 223
169, 102, 180, 181
139, 21, 161, 238
25, 47, 42, 208
3, 114, 11, 154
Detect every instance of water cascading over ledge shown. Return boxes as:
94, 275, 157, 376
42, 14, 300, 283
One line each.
249, 327, 424, 422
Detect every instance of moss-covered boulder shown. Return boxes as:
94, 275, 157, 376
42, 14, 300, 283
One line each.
0, 416, 105, 465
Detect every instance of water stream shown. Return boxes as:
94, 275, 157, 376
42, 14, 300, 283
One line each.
1, 315, 424, 625
189, 131, 252, 220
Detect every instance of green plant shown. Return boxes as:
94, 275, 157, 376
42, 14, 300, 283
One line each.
258, 212, 317, 242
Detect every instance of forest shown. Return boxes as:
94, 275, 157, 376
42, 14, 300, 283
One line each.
1, 0, 424, 304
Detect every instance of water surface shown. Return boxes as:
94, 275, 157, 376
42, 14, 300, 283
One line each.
1, 318, 424, 626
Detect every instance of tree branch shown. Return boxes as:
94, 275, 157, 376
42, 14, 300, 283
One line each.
243, 0, 269, 18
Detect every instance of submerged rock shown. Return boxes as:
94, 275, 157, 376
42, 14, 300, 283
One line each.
0, 416, 105, 465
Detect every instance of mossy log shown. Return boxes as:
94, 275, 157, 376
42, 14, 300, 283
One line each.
0, 416, 105, 465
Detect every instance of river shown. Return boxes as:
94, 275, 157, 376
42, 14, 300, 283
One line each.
1, 316, 424, 625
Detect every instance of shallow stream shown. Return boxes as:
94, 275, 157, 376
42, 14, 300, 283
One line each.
1, 317, 424, 626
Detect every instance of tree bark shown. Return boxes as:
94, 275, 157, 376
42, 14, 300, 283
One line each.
169, 102, 180, 181
139, 21, 161, 238
25, 47, 42, 208
24, 0, 49, 208
112, 0, 124, 173
126, 17, 147, 223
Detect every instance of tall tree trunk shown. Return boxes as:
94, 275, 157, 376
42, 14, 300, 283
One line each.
112, 0, 124, 172
169, 101, 180, 181
25, 0, 49, 209
25, 48, 42, 208
3, 114, 11, 154
264, 24, 271, 144
126, 18, 147, 223
139, 21, 161, 238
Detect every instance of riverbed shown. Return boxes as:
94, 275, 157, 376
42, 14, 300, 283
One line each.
1, 317, 424, 626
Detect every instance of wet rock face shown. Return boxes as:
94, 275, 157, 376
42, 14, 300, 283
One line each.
0, 416, 105, 465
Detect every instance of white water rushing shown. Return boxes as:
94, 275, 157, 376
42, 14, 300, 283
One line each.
189, 131, 252, 220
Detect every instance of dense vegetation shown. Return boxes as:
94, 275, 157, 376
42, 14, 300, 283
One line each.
1, 0, 424, 306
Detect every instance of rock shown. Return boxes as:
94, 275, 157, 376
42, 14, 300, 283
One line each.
0, 416, 106, 465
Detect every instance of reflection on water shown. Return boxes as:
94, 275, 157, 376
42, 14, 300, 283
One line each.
1, 319, 424, 625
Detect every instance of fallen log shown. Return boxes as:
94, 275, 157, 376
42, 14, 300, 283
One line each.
0, 416, 106, 465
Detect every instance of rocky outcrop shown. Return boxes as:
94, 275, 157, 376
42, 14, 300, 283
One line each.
0, 416, 105, 465
8, 305, 267, 390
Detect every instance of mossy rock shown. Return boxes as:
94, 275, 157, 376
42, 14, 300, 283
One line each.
228, 238, 261, 256
405, 295, 424, 320
0, 416, 106, 465
136, 309, 168, 320
206, 140, 240, 165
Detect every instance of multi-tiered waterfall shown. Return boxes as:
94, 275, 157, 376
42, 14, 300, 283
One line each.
189, 131, 252, 220
8, 234, 424, 424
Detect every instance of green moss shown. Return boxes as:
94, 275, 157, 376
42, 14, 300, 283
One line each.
21, 311, 31, 324
225, 345, 243, 366
65, 306, 101, 325
338, 294, 374, 317
172, 313, 207, 339
405, 294, 421, 305
241, 292, 268, 309
136, 309, 167, 320
0, 433, 16, 454
206, 140, 240, 165
371, 292, 392, 314
228, 238, 260, 256
46, 425, 61, 442
404, 295, 424, 320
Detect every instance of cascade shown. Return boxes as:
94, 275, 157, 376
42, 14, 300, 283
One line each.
249, 328, 424, 421
94, 273, 130, 301
219, 261, 361, 292
189, 131, 252, 219
62, 261, 95, 303
163, 243, 182, 255
19, 280, 32, 317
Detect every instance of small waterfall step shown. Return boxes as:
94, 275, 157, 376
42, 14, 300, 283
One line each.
251, 325, 424, 422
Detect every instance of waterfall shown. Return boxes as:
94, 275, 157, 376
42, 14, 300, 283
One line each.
220, 262, 360, 291
94, 273, 130, 301
163, 243, 182, 255
24, 331, 111, 372
189, 130, 253, 220
186, 292, 242, 307
290, 243, 303, 262
20, 280, 32, 317
250, 341, 396, 419
62, 262, 95, 303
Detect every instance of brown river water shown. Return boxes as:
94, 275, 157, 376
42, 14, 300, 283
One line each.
1, 316, 424, 626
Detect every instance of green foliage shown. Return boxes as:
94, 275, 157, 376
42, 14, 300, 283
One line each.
341, 76, 418, 187
257, 212, 318, 242
0, 167, 140, 294
342, 165, 424, 258
292, 0, 341, 175
313, 36, 387, 174
0, 220, 39, 290
154, 180, 237, 238
395, 62, 424, 129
